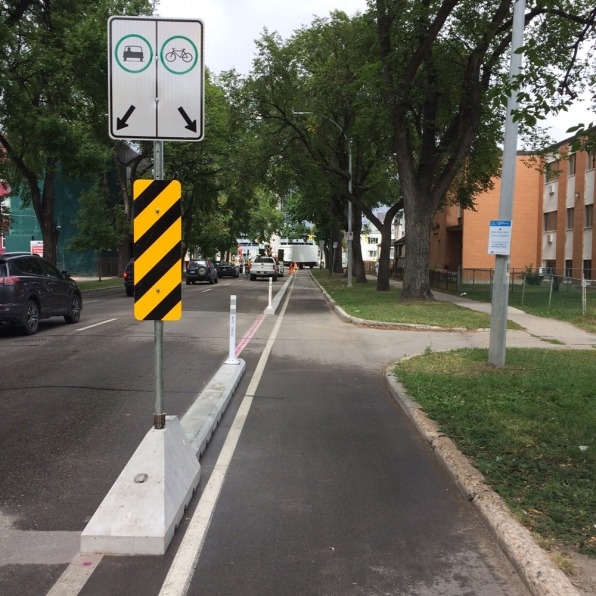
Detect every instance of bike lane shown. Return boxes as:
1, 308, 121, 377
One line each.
183, 273, 529, 595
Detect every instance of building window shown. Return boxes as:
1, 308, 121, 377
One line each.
545, 161, 559, 182
588, 151, 596, 170
566, 208, 574, 229
568, 153, 576, 176
585, 204, 593, 228
368, 237, 379, 245
543, 211, 557, 231
565, 260, 573, 278
584, 260, 592, 280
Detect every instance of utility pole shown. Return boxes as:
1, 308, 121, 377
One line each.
488, 0, 526, 367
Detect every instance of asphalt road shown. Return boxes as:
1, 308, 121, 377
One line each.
0, 272, 529, 595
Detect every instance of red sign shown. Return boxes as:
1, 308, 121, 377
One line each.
30, 240, 43, 255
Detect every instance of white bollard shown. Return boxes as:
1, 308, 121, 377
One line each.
225, 295, 240, 364
265, 277, 274, 315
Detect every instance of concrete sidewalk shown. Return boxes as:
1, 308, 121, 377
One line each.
369, 275, 596, 349
431, 288, 596, 349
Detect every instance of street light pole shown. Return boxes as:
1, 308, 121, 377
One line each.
293, 111, 353, 287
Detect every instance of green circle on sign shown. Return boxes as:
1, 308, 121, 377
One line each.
115, 34, 153, 74
160, 36, 199, 75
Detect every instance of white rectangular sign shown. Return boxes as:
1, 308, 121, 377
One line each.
108, 17, 204, 141
488, 220, 513, 255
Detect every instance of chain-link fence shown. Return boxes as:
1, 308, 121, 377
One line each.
428, 268, 596, 317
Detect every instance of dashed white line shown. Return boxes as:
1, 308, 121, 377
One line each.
46, 553, 103, 596
76, 318, 118, 331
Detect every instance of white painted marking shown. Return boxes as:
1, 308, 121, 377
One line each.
76, 318, 118, 331
159, 282, 294, 596
46, 553, 103, 596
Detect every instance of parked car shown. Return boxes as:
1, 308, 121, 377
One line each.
123, 258, 134, 296
186, 258, 218, 285
249, 256, 278, 281
0, 252, 83, 335
216, 262, 240, 278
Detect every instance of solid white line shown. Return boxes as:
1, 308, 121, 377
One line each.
76, 318, 118, 331
46, 553, 103, 596
159, 281, 294, 596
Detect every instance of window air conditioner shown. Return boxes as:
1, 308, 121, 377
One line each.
548, 184, 555, 195
546, 233, 554, 243
538, 267, 545, 275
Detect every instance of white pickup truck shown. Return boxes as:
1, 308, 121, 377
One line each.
250, 256, 278, 281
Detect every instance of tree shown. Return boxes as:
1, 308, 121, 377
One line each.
0, 0, 153, 265
69, 179, 128, 280
375, 0, 596, 300
248, 11, 399, 283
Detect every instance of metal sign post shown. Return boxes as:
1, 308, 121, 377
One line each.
155, 141, 165, 429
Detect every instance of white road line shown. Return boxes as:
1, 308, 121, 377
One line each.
46, 553, 103, 596
76, 318, 118, 331
159, 282, 294, 596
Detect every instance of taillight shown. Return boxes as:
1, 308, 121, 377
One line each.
0, 276, 20, 286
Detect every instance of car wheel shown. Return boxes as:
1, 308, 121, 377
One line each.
22, 299, 40, 335
209, 276, 214, 284
215, 275, 219, 284
65, 294, 82, 324
126, 286, 134, 296
250, 274, 256, 281
186, 279, 190, 285
273, 275, 278, 281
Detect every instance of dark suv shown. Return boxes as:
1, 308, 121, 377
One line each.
186, 258, 218, 285
0, 252, 82, 335
123, 258, 134, 296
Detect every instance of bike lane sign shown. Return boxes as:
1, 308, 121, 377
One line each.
108, 17, 204, 141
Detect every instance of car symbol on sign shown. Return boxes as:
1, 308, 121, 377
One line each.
123, 45, 144, 62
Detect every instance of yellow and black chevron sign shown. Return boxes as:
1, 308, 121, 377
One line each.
133, 179, 182, 321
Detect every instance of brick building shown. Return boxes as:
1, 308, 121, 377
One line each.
427, 141, 595, 280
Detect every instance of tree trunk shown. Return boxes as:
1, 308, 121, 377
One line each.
96, 251, 102, 281
34, 162, 57, 265
376, 214, 394, 291
400, 183, 435, 301
351, 203, 367, 283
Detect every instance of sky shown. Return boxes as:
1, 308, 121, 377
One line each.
156, 0, 593, 142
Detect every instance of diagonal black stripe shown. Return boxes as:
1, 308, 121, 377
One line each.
143, 285, 181, 320
134, 200, 181, 257
135, 243, 182, 298
134, 180, 173, 219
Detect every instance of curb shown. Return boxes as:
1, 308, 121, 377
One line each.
384, 372, 579, 596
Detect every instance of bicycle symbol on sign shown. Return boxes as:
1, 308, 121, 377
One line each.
165, 47, 193, 63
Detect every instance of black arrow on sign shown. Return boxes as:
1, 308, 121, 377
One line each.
178, 106, 197, 133
117, 105, 136, 130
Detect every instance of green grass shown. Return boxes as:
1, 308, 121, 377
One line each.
312, 269, 596, 559
394, 348, 596, 557
76, 278, 121, 292
311, 270, 521, 330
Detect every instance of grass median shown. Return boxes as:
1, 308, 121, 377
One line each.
312, 269, 595, 565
